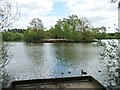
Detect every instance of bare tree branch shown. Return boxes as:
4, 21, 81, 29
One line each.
0, 0, 20, 30
111, 0, 118, 3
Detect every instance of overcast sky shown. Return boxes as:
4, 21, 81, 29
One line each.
12, 0, 118, 33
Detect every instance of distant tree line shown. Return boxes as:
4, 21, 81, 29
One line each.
2, 15, 120, 42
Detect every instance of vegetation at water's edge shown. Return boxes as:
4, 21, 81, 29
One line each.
2, 15, 120, 42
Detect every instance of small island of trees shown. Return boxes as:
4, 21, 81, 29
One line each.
2, 15, 120, 43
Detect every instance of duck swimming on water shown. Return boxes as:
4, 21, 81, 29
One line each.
61, 72, 64, 75
68, 71, 71, 74
81, 69, 87, 75
98, 70, 101, 72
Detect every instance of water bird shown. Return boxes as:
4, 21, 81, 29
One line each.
98, 70, 101, 72
81, 69, 87, 75
61, 72, 64, 75
68, 71, 71, 74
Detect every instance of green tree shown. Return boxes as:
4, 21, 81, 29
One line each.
115, 33, 120, 39
14, 33, 24, 41
50, 15, 94, 42
28, 18, 44, 30
51, 19, 64, 39
25, 18, 45, 42
24, 29, 44, 42
63, 22, 72, 39
2, 31, 14, 41
24, 30, 34, 42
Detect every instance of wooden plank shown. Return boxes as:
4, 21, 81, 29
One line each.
7, 76, 106, 89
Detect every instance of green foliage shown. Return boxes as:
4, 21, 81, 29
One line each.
82, 31, 95, 41
0, 32, 2, 42
2, 31, 24, 41
14, 33, 24, 41
24, 30, 33, 42
2, 15, 120, 42
50, 15, 95, 42
52, 21, 64, 39
114, 33, 120, 39
24, 29, 44, 42
28, 18, 44, 30
2, 32, 14, 41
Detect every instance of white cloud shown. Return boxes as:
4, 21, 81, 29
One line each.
18, 0, 54, 16
12, 0, 118, 33
12, 0, 55, 29
39, 16, 60, 30
12, 15, 60, 30
66, 0, 118, 32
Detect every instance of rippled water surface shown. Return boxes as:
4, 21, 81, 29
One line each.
5, 42, 108, 85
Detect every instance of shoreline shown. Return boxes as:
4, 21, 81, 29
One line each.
3, 39, 99, 43
29, 39, 98, 43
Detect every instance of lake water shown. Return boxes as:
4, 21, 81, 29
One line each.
5, 42, 111, 86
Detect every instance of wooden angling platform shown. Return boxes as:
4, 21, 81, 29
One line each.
3, 76, 106, 90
